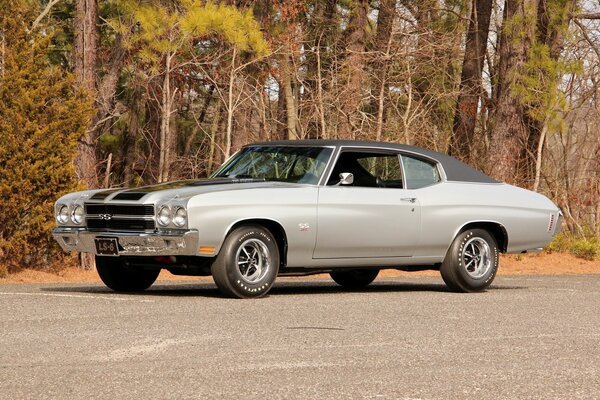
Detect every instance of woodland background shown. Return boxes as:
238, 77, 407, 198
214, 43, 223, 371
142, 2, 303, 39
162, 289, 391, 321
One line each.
1, 0, 599, 273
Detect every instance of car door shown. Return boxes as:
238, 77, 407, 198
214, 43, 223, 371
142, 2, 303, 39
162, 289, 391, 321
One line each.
313, 149, 421, 259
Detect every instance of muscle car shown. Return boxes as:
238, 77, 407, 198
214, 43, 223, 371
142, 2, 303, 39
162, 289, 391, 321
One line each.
53, 140, 562, 298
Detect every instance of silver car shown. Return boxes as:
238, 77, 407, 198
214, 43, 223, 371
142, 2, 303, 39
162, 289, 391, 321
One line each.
53, 140, 562, 298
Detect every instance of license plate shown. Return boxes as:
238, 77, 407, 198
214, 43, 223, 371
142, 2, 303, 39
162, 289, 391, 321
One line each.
94, 238, 119, 256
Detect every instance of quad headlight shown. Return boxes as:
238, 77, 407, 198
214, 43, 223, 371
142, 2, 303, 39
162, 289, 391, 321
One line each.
156, 205, 187, 228
173, 207, 187, 227
157, 205, 171, 227
71, 205, 84, 225
56, 205, 70, 225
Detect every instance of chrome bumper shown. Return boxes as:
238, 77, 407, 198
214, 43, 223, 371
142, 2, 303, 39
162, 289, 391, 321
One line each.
52, 228, 200, 256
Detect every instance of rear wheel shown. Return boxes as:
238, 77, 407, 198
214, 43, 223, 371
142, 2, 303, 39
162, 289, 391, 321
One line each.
95, 256, 160, 292
330, 269, 379, 289
440, 229, 499, 292
211, 226, 279, 298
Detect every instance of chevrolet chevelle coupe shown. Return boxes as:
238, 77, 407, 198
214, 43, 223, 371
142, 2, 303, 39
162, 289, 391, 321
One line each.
53, 140, 562, 298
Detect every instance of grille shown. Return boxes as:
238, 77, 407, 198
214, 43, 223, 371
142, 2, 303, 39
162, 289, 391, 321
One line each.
85, 204, 154, 217
87, 219, 155, 231
85, 203, 155, 232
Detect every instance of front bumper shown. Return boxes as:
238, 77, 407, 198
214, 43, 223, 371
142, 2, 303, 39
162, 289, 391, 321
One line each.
52, 228, 200, 256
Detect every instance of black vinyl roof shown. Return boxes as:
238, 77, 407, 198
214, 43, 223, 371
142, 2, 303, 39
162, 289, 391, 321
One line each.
249, 140, 498, 184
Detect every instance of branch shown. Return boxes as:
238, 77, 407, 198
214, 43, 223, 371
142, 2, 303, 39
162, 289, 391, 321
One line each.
571, 12, 600, 20
30, 0, 61, 32
574, 19, 600, 61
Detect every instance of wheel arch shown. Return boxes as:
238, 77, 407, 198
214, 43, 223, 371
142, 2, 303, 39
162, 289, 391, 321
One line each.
226, 218, 288, 267
454, 221, 508, 253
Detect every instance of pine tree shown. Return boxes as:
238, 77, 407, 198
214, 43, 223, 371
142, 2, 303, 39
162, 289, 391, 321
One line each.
0, 0, 92, 273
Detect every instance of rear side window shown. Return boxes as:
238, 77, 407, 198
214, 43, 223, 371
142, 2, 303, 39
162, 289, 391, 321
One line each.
402, 155, 440, 189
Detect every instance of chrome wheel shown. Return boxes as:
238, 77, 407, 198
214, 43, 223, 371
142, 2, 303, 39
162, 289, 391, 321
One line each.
441, 228, 499, 293
461, 237, 492, 279
236, 238, 271, 284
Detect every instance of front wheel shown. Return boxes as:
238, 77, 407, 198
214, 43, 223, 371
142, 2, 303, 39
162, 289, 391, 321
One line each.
95, 256, 160, 292
211, 226, 279, 298
330, 269, 379, 289
440, 229, 499, 292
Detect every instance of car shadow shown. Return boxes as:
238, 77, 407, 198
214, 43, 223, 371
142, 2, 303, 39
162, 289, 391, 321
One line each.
41, 282, 224, 298
40, 279, 526, 298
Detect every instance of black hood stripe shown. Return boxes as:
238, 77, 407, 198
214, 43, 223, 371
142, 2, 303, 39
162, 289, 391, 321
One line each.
90, 189, 121, 200
97, 178, 266, 201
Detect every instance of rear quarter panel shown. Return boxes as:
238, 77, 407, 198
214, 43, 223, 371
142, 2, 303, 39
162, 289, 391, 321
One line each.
416, 182, 559, 258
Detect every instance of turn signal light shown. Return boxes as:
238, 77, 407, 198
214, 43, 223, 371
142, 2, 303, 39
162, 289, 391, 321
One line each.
199, 246, 215, 255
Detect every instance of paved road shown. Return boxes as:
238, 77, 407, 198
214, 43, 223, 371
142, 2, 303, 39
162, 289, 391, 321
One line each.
1, 275, 599, 399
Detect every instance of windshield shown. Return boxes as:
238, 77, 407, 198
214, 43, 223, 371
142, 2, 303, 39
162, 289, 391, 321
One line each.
212, 146, 333, 185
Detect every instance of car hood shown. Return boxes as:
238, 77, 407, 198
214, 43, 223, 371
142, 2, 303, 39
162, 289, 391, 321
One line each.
77, 178, 306, 204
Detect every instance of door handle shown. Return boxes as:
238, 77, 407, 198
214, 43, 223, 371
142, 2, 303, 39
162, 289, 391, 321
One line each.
401, 197, 417, 203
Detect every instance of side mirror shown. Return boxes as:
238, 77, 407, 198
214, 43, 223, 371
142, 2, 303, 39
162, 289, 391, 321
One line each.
336, 172, 354, 186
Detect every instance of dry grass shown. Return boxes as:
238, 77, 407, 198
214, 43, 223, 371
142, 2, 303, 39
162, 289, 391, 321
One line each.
0, 253, 598, 285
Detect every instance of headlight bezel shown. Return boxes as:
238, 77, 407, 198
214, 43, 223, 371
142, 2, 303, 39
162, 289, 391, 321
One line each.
71, 205, 85, 225
157, 205, 172, 227
173, 207, 187, 228
56, 204, 70, 225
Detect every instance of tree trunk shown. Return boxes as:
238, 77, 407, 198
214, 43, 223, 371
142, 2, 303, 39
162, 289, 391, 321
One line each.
158, 53, 173, 182
1, 28, 5, 79
275, 76, 287, 141
122, 95, 142, 187
371, 0, 396, 141
258, 85, 271, 141
103, 153, 112, 187
338, 0, 368, 139
280, 51, 299, 140
93, 33, 128, 136
207, 103, 223, 175
316, 41, 327, 139
304, 0, 337, 138
409, 0, 441, 95
74, 0, 98, 188
74, 0, 97, 91
488, 0, 535, 185
224, 48, 237, 159
532, 120, 548, 192
450, 0, 493, 162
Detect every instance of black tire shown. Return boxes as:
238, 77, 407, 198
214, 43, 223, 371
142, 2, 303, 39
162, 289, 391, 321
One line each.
211, 226, 279, 299
95, 256, 160, 292
440, 229, 499, 292
330, 269, 379, 289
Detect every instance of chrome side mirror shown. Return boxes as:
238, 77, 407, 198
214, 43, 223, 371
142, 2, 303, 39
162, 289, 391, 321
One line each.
336, 172, 354, 186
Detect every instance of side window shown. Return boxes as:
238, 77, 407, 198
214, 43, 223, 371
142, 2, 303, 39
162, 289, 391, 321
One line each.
401, 155, 441, 189
327, 151, 403, 188
357, 156, 403, 187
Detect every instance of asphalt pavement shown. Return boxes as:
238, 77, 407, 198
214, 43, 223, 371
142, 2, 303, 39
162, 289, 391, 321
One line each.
1, 274, 599, 399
